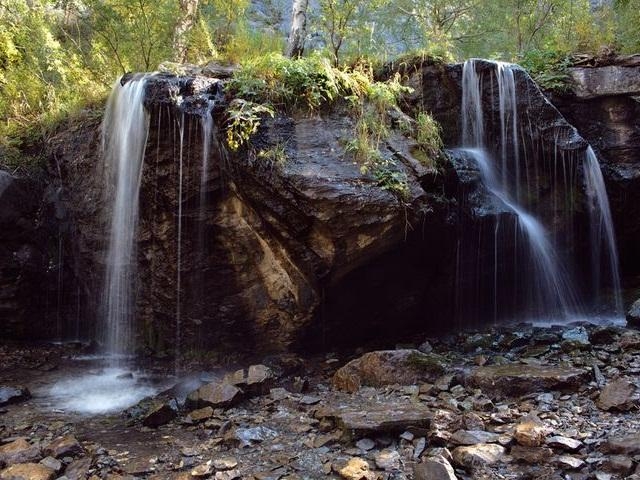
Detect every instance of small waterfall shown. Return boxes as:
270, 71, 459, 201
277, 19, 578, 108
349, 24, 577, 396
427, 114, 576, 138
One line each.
175, 113, 185, 373
456, 59, 579, 322
584, 147, 624, 314
101, 75, 150, 358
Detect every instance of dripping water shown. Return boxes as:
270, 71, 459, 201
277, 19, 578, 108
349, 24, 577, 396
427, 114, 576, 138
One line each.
175, 113, 185, 374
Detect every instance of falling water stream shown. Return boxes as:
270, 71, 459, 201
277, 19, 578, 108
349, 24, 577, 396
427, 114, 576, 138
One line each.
456, 59, 623, 324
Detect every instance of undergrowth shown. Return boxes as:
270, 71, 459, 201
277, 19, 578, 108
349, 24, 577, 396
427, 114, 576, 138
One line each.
518, 49, 573, 92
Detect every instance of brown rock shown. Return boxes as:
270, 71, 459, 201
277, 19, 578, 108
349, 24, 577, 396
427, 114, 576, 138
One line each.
222, 365, 275, 395
452, 444, 505, 469
188, 406, 214, 422
44, 435, 82, 459
142, 401, 178, 428
0, 463, 54, 480
607, 455, 634, 475
467, 364, 589, 395
186, 382, 242, 409
602, 433, 640, 455
596, 379, 637, 411
338, 457, 375, 480
414, 455, 458, 480
0, 439, 41, 466
510, 446, 553, 464
333, 350, 448, 393
64, 457, 92, 480
514, 415, 548, 447
429, 410, 462, 446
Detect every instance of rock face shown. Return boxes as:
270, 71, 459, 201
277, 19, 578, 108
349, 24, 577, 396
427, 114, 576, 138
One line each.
0, 171, 55, 340
549, 56, 640, 277
45, 73, 454, 353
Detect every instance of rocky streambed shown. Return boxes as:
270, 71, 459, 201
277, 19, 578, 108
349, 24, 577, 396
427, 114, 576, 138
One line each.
1, 321, 640, 480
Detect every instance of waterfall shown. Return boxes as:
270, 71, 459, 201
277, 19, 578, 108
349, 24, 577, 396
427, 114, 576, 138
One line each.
456, 59, 579, 322
584, 147, 624, 314
100, 75, 150, 358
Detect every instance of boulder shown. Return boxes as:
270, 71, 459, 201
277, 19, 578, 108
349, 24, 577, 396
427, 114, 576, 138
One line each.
0, 387, 31, 407
333, 350, 448, 393
43, 435, 82, 459
0, 439, 41, 466
466, 363, 589, 395
414, 455, 458, 480
186, 382, 242, 409
338, 457, 375, 480
222, 365, 275, 395
0, 463, 54, 480
451, 444, 505, 469
514, 415, 548, 447
602, 433, 640, 455
510, 446, 553, 464
568, 63, 640, 99
596, 378, 637, 411
142, 400, 179, 427
450, 430, 500, 446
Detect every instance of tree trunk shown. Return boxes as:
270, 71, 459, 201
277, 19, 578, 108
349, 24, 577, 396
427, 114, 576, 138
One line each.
285, 0, 309, 58
173, 0, 199, 63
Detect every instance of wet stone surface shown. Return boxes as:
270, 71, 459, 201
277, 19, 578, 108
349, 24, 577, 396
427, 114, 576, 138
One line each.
1, 321, 640, 479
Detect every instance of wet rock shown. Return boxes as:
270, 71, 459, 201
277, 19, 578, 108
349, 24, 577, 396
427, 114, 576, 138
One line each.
413, 455, 458, 480
602, 433, 640, 455
374, 449, 400, 471
186, 382, 242, 409
333, 350, 448, 393
0, 387, 30, 407
514, 415, 548, 447
142, 400, 179, 427
451, 444, 505, 469
0, 438, 41, 466
321, 403, 432, 438
467, 363, 589, 395
450, 430, 500, 445
597, 379, 637, 411
338, 457, 375, 480
627, 298, 640, 327
546, 436, 583, 452
44, 435, 82, 459
0, 462, 55, 480
222, 365, 275, 395
510, 446, 553, 464
561, 327, 590, 350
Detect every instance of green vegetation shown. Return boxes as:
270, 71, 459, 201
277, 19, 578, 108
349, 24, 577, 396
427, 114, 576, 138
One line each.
2, 0, 640, 173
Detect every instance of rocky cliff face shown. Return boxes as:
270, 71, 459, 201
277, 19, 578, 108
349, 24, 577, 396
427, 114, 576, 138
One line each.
550, 55, 640, 278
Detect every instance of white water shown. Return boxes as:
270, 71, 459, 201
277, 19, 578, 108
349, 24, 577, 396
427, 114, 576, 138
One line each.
458, 59, 579, 321
48, 367, 157, 415
101, 75, 150, 357
584, 146, 624, 314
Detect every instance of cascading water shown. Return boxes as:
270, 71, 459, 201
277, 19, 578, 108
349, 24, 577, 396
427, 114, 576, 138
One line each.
47, 75, 163, 415
584, 146, 624, 314
456, 59, 624, 324
101, 75, 151, 358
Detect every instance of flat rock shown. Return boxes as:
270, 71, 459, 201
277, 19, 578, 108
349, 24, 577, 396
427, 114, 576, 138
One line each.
569, 65, 640, 99
555, 455, 585, 469
546, 436, 583, 452
467, 364, 589, 395
321, 403, 432, 438
0, 438, 41, 466
450, 430, 500, 445
212, 457, 238, 470
510, 446, 553, 464
0, 387, 30, 407
187, 406, 214, 422
0, 463, 54, 480
602, 433, 640, 455
452, 444, 505, 469
63, 457, 92, 480
596, 379, 637, 411
186, 382, 242, 409
142, 400, 178, 428
333, 350, 448, 393
44, 435, 82, 459
413, 455, 458, 480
